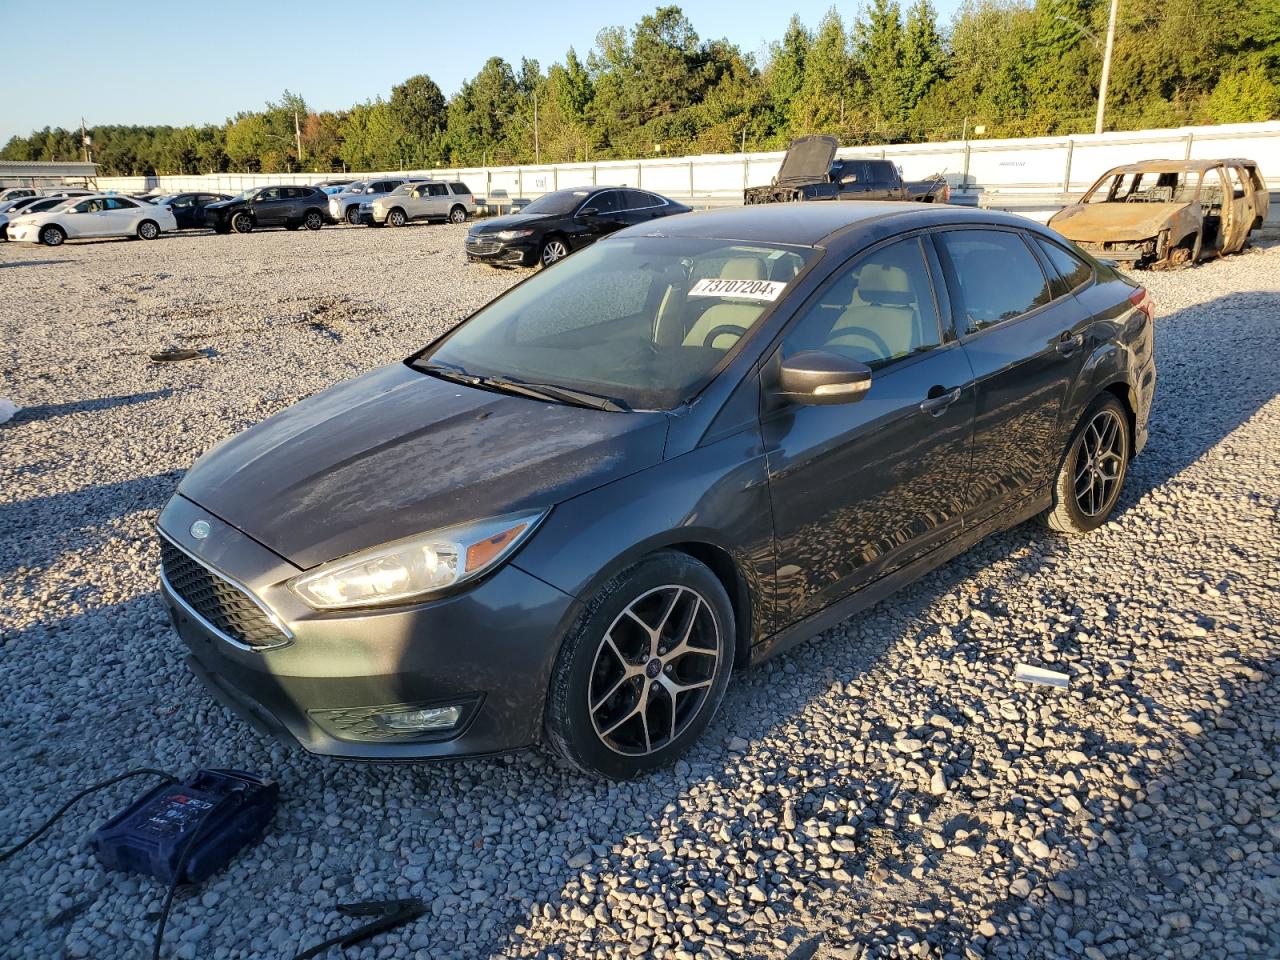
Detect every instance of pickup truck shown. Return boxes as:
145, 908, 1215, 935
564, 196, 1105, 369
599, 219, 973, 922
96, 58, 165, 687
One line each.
744, 135, 949, 205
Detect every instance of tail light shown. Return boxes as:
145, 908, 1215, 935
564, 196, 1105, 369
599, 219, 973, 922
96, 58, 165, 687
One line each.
942, 183, 951, 204
1128, 287, 1155, 323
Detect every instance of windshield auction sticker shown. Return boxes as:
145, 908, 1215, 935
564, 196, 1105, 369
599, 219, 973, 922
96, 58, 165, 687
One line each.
689, 278, 787, 301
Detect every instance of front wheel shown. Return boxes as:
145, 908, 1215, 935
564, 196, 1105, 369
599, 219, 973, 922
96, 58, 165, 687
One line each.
539, 237, 569, 268
449, 205, 467, 224
40, 225, 66, 247
544, 551, 735, 779
1041, 394, 1130, 534
387, 208, 406, 228
345, 207, 361, 225
303, 210, 323, 231
230, 212, 254, 234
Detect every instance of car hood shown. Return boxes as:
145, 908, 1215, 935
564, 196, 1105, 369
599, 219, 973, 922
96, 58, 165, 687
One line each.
776, 135, 839, 184
470, 213, 547, 234
177, 362, 669, 569
203, 199, 241, 212
1049, 202, 1192, 242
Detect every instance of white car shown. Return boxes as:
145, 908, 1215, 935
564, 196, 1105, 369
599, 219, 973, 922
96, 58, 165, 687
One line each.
7, 194, 178, 246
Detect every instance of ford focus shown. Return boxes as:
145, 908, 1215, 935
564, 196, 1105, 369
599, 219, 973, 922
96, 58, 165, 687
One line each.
158, 203, 1156, 779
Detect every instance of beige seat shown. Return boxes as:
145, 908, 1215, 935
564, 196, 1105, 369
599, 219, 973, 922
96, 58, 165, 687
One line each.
826, 262, 920, 364
681, 257, 768, 349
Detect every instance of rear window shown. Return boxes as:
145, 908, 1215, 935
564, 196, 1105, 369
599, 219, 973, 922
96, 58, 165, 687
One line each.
1035, 237, 1093, 294
936, 229, 1052, 331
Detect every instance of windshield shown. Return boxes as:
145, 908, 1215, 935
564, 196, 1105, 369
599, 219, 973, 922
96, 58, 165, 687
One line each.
388, 183, 415, 196
343, 181, 367, 194
519, 189, 592, 216
415, 236, 814, 410
1085, 170, 1200, 204
228, 189, 255, 201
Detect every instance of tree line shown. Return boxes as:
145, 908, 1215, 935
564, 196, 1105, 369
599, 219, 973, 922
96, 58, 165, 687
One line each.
4, 1, 1277, 177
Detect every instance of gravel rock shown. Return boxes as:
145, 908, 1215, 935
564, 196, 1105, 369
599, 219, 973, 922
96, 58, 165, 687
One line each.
2, 229, 1278, 958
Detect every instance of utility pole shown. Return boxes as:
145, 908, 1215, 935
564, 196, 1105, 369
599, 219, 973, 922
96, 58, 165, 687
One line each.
80, 117, 92, 164
1095, 0, 1119, 134
294, 110, 304, 165
533, 92, 540, 165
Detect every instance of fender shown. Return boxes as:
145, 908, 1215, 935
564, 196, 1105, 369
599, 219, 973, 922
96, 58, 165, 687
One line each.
1062, 305, 1151, 453
511, 425, 777, 656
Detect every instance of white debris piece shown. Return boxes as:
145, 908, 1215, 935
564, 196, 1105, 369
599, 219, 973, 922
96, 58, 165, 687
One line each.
1014, 663, 1070, 689
0, 398, 19, 424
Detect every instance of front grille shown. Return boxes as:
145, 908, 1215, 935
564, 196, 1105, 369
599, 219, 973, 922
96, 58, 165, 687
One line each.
161, 539, 289, 650
466, 236, 500, 255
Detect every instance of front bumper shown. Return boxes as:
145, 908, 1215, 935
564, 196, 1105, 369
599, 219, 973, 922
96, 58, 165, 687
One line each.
464, 234, 536, 266
158, 494, 577, 760
7, 223, 40, 243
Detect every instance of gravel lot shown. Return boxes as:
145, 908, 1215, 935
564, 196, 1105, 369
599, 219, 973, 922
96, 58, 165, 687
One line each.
1, 224, 1278, 960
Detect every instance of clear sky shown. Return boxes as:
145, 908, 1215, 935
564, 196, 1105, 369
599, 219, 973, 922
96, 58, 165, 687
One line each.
2, 0, 965, 145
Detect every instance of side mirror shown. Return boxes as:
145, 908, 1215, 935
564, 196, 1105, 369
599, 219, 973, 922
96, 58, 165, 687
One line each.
778, 351, 872, 405
578, 207, 598, 218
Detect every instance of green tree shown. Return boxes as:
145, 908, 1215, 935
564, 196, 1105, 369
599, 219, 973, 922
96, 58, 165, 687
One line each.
1207, 66, 1280, 122
764, 15, 810, 142
793, 9, 854, 137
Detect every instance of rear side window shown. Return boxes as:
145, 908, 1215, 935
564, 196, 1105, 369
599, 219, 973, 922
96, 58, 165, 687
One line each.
936, 229, 1051, 332
427, 183, 448, 197
865, 161, 897, 182
450, 182, 470, 195
1035, 237, 1093, 294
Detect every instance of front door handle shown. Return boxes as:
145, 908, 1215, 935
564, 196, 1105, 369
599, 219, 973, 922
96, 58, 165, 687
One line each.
919, 386, 962, 417
1056, 333, 1084, 357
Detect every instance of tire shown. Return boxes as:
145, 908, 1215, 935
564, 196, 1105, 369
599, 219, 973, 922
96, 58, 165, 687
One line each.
386, 208, 407, 228
539, 237, 569, 269
230, 212, 254, 234
544, 551, 735, 779
137, 219, 160, 240
303, 210, 323, 231
1040, 394, 1131, 534
345, 206, 361, 225
449, 204, 467, 224
40, 225, 66, 247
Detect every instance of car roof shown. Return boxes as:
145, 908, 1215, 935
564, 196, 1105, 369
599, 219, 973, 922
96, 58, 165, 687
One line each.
624, 202, 1043, 247
1098, 157, 1256, 175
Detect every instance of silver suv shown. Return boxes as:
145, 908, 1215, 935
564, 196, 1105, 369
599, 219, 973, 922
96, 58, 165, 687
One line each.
365, 181, 475, 227
327, 178, 420, 225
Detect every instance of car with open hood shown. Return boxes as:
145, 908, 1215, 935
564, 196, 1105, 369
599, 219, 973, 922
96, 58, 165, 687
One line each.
1049, 158, 1269, 268
464, 186, 690, 268
159, 203, 1155, 779
744, 136, 949, 205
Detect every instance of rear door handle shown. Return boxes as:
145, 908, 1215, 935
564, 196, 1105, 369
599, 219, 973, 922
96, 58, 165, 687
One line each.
1056, 333, 1084, 357
919, 386, 962, 416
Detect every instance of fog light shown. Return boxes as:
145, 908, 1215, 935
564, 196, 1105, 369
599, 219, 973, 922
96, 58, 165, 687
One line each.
375, 705, 462, 733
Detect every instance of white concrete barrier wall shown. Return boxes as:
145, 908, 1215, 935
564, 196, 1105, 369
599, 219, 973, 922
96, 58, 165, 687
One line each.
95, 121, 1280, 218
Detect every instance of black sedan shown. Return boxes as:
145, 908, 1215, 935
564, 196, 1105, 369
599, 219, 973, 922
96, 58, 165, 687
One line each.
204, 186, 329, 234
157, 203, 1155, 779
465, 186, 691, 268
152, 192, 232, 229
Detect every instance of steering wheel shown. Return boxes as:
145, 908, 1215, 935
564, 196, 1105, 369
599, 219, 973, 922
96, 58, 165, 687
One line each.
826, 325, 892, 360
702, 325, 745, 349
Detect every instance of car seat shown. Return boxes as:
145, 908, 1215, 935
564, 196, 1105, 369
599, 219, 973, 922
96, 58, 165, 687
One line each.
681, 257, 769, 350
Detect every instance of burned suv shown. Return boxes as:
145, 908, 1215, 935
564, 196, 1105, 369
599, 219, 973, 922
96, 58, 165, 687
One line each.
744, 135, 948, 205
1049, 158, 1269, 268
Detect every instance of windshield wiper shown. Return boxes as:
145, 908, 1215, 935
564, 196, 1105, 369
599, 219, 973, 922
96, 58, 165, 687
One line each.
416, 361, 629, 412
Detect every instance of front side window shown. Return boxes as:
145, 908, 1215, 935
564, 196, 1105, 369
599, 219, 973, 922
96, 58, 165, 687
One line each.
936, 229, 1051, 332
75, 199, 102, 213
257, 188, 281, 201
416, 237, 814, 410
781, 237, 942, 369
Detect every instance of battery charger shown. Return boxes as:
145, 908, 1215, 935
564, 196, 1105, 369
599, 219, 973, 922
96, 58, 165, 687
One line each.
92, 768, 278, 884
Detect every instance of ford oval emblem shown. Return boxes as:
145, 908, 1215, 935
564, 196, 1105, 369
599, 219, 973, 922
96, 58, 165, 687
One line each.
190, 520, 211, 541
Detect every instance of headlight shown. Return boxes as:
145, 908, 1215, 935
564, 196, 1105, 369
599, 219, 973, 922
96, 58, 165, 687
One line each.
288, 510, 546, 610
496, 229, 534, 240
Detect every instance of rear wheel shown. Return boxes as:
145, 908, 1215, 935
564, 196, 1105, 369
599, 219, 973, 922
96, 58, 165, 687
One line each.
544, 551, 735, 779
387, 208, 407, 228
449, 204, 467, 224
137, 219, 160, 240
230, 212, 254, 234
1041, 394, 1130, 534
40, 225, 66, 247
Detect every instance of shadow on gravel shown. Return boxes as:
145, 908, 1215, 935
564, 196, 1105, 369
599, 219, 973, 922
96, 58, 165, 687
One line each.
0, 471, 182, 578
6, 389, 178, 425
1117, 290, 1280, 507
0, 259, 74, 269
